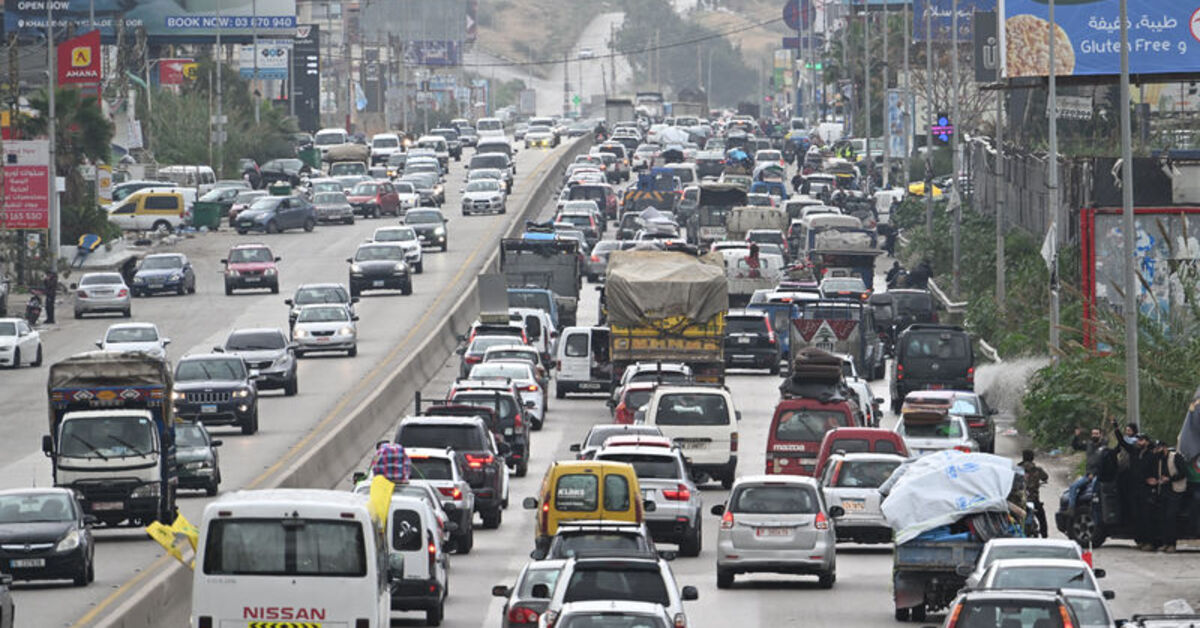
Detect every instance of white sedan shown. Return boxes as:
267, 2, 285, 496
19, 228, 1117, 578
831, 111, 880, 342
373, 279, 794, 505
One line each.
96, 322, 170, 359
0, 318, 42, 368
292, 304, 357, 357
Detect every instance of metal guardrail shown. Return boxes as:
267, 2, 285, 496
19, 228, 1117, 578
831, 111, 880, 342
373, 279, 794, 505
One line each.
927, 278, 1002, 363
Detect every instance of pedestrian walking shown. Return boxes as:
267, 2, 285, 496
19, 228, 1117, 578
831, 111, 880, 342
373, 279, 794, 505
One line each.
1018, 449, 1050, 538
43, 269, 58, 324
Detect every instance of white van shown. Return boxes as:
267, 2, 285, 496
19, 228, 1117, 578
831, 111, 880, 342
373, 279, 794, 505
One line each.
157, 165, 216, 191
555, 326, 611, 398
476, 117, 505, 139
386, 495, 450, 625
643, 385, 740, 489
314, 127, 350, 158
510, 307, 556, 366
192, 489, 392, 628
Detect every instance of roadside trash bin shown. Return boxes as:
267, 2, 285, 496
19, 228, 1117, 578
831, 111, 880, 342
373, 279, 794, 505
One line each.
192, 201, 221, 230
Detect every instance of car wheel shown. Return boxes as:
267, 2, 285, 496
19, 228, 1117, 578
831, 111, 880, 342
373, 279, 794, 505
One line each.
891, 397, 902, 414
347, 345, 357, 357
481, 507, 502, 529
721, 474, 733, 490
224, 283, 233, 296
241, 407, 259, 435
303, 218, 315, 232
426, 600, 444, 627
294, 349, 305, 358
910, 605, 926, 622
415, 261, 424, 274
769, 359, 781, 375
455, 522, 474, 554
205, 481, 219, 497
32, 344, 43, 367
555, 385, 565, 399
894, 608, 910, 622
440, 242, 448, 252
515, 461, 528, 478
9, 349, 19, 370
818, 569, 835, 589
87, 557, 95, 583
176, 283, 186, 296
122, 308, 131, 318
188, 281, 196, 294
350, 286, 360, 298
236, 229, 247, 235
401, 281, 413, 296
284, 376, 298, 397
73, 561, 89, 587
152, 220, 172, 233
678, 520, 702, 557
270, 282, 279, 294
500, 205, 506, 214
532, 416, 543, 431
716, 569, 734, 589
74, 310, 82, 319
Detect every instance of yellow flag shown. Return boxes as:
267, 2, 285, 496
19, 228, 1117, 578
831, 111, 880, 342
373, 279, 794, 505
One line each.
171, 512, 199, 552
145, 521, 186, 565
367, 474, 395, 529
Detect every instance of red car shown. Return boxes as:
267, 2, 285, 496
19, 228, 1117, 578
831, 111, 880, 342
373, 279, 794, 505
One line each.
609, 382, 658, 424
347, 180, 401, 218
222, 243, 280, 295
766, 397, 859, 476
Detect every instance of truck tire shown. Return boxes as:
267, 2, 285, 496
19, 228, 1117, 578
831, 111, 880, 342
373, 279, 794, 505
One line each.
894, 608, 910, 622
716, 569, 734, 589
241, 407, 259, 435
455, 522, 474, 554
818, 570, 835, 589
426, 600, 444, 626
481, 507, 502, 529
910, 606, 926, 622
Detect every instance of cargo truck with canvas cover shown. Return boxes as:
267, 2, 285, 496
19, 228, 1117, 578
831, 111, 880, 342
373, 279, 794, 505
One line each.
688, 182, 748, 246
725, 206, 789, 242
808, 227, 880, 289
787, 300, 886, 381
500, 237, 581, 327
606, 251, 728, 385
42, 352, 178, 527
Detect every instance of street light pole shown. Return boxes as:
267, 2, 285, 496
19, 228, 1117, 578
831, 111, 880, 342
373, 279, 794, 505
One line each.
924, 0, 934, 235
47, 0, 60, 263
903, 0, 910, 186
1118, 0, 1139, 425
882, 0, 890, 189
252, 0, 259, 124
862, 0, 871, 193
1047, 0, 1061, 356
951, 0, 961, 297
215, 0, 224, 176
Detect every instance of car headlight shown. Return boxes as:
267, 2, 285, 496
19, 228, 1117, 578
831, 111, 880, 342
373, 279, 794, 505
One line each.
233, 387, 252, 398
294, 328, 309, 338
131, 483, 160, 499
434, 185, 443, 195
434, 226, 446, 235
171, 390, 186, 401
350, 263, 363, 273
169, 273, 181, 281
272, 354, 290, 367
338, 325, 355, 336
264, 268, 277, 276
226, 269, 240, 277
55, 529, 82, 552
133, 276, 145, 284
393, 262, 408, 273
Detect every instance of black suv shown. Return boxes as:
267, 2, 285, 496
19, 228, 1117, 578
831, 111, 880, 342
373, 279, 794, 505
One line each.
347, 242, 413, 297
449, 381, 532, 477
724, 309, 781, 374
173, 354, 260, 434
394, 416, 508, 529
890, 324, 974, 413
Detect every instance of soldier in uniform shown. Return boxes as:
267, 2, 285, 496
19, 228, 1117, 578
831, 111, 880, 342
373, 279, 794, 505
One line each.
1019, 449, 1050, 538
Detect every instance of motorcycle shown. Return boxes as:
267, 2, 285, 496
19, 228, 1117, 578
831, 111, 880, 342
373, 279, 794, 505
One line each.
25, 291, 42, 326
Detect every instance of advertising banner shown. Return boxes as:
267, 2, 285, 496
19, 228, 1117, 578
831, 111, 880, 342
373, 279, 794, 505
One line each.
4, 0, 297, 44
57, 30, 101, 85
158, 58, 196, 85
239, 40, 290, 80
973, 11, 999, 82
1000, 0, 1200, 78
886, 88, 909, 159
914, 0, 996, 41
404, 41, 462, 67
291, 25, 320, 133
1, 140, 51, 230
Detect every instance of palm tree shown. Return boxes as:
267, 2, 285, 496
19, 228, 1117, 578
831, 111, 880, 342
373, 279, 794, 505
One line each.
18, 87, 114, 210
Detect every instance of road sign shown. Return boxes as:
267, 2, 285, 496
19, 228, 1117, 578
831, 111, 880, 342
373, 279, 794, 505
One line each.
931, 114, 954, 144
783, 0, 801, 29
572, 94, 581, 106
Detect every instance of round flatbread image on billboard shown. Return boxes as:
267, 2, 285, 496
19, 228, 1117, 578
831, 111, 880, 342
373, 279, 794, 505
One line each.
1005, 14, 1075, 77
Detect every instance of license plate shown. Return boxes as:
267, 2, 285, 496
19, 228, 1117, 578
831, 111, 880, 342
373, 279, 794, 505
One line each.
317, 337, 330, 342
842, 500, 866, 512
737, 337, 752, 344
755, 527, 791, 537
201, 404, 218, 414
92, 501, 123, 511
244, 276, 261, 282
10, 558, 45, 568
373, 280, 385, 287
504, 428, 514, 436
677, 441, 708, 450
149, 283, 163, 288
578, 382, 601, 390
929, 384, 945, 390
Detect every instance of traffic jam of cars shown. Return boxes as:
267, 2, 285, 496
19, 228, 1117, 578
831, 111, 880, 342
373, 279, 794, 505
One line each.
1, 108, 1195, 628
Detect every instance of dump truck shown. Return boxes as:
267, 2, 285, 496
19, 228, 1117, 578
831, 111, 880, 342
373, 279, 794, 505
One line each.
688, 182, 748, 246
606, 250, 728, 385
500, 236, 581, 327
42, 352, 178, 526
622, 168, 681, 215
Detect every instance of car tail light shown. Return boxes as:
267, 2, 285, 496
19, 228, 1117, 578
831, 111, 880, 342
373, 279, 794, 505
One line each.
465, 355, 482, 364
514, 412, 524, 429
1059, 604, 1075, 628
674, 612, 687, 628
720, 509, 734, 530
953, 445, 973, 453
896, 364, 904, 381
438, 486, 462, 499
590, 255, 600, 262
968, 420, 986, 428
945, 603, 963, 628
767, 324, 777, 345
77, 290, 87, 298
464, 453, 493, 468
662, 483, 691, 501
814, 511, 829, 530
541, 501, 550, 532
523, 384, 539, 392
967, 366, 975, 384
731, 431, 738, 453
428, 538, 437, 571
508, 607, 540, 624
117, 289, 129, 297
931, 311, 940, 323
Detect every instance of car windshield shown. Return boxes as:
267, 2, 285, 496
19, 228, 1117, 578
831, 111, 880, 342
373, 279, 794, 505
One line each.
406, 211, 442, 224
731, 485, 818, 514
468, 336, 518, 354
202, 518, 366, 577
0, 493, 75, 523
225, 331, 286, 351
487, 350, 536, 363
453, 394, 517, 421
375, 228, 417, 242
60, 415, 155, 458
469, 170, 502, 180
957, 601, 1065, 628
295, 286, 347, 304
774, 409, 851, 441
228, 247, 273, 263
467, 181, 499, 192
175, 425, 208, 448
726, 317, 767, 334
236, 191, 266, 203
394, 183, 416, 194
80, 274, 123, 286
0, 322, 15, 336
560, 614, 668, 628
553, 533, 644, 558
200, 188, 232, 201
900, 418, 963, 438
951, 397, 982, 415
312, 182, 341, 194
297, 306, 349, 323
248, 197, 283, 211
1066, 596, 1111, 628
409, 457, 453, 481
564, 567, 670, 605
314, 132, 345, 145
351, 183, 378, 195
893, 292, 934, 313
106, 326, 158, 343
991, 566, 1094, 591
314, 192, 347, 205
373, 137, 399, 148
597, 453, 681, 480
833, 460, 900, 488
355, 246, 403, 261
399, 425, 483, 450
653, 393, 729, 426
470, 363, 532, 380
824, 279, 866, 292
985, 545, 1080, 568
141, 256, 183, 270
584, 427, 660, 448
628, 371, 689, 387
176, 358, 245, 381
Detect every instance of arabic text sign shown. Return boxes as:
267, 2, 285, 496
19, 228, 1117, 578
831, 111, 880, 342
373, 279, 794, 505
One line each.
2, 140, 51, 230
1000, 0, 1200, 77
913, 0, 997, 41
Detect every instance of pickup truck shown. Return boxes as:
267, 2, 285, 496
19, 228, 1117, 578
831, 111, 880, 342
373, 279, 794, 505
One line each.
893, 539, 982, 622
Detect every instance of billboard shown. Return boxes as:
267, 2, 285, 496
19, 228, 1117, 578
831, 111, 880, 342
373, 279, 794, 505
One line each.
973, 11, 999, 82
404, 41, 462, 67
1000, 0, 1200, 77
913, 0, 996, 41
57, 30, 101, 85
886, 88, 909, 159
157, 58, 197, 85
239, 39, 290, 80
1, 140, 51, 230
4, 0, 297, 44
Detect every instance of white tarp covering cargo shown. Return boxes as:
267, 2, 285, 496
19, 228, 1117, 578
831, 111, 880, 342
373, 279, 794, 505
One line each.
812, 229, 875, 252
606, 251, 727, 325
880, 450, 1015, 544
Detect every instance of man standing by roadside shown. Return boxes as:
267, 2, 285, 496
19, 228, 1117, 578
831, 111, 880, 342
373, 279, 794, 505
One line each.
1133, 434, 1160, 551
1158, 441, 1188, 552
1019, 449, 1050, 538
43, 269, 58, 325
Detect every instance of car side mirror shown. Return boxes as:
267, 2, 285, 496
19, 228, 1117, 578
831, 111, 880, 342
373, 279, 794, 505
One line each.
1103, 590, 1116, 600
828, 505, 845, 518
988, 408, 999, 415
387, 553, 405, 580
491, 585, 511, 598
351, 471, 368, 484
210, 440, 223, 447
219, 259, 228, 265
351, 315, 360, 321
529, 548, 547, 560
94, 340, 103, 348
346, 257, 354, 264
351, 297, 360, 303
522, 497, 538, 510
212, 346, 224, 353
643, 499, 656, 513
497, 441, 511, 455
736, 410, 743, 422
274, 257, 282, 262
569, 443, 581, 452
524, 400, 536, 409
83, 514, 99, 526
681, 585, 699, 601
874, 397, 885, 405
42, 434, 53, 456
1093, 568, 1106, 579
531, 583, 551, 599
163, 338, 171, 346
455, 346, 466, 355
710, 504, 726, 516
284, 299, 294, 306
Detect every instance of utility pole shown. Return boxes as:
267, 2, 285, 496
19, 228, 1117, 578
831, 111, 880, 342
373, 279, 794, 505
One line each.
47, 0, 60, 263
215, 0, 224, 177
252, 0, 259, 124
1047, 0, 1060, 355
863, 0, 871, 193
951, 0, 961, 297
1118, 0, 1139, 425
995, 88, 1006, 309
610, 22, 617, 93
563, 53, 570, 117
903, 1, 911, 186
924, 1, 934, 235
882, 0, 890, 188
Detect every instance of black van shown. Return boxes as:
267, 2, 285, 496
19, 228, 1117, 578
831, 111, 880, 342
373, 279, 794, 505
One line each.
890, 324, 974, 413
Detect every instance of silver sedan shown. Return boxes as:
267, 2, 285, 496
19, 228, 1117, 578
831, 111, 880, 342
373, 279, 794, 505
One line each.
819, 452, 905, 544
291, 304, 357, 357
73, 272, 131, 319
